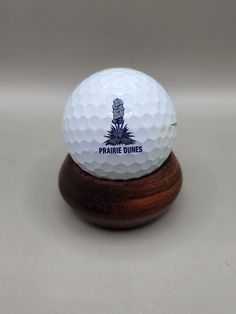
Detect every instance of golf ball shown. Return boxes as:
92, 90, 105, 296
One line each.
63, 68, 177, 180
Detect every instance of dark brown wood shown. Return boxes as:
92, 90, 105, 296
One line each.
59, 153, 182, 229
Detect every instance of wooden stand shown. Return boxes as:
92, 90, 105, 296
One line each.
59, 153, 182, 229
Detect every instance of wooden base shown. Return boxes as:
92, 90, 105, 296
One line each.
59, 153, 182, 229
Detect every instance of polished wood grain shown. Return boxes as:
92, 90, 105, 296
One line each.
59, 153, 182, 229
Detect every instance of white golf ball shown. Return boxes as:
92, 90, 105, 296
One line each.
63, 68, 177, 180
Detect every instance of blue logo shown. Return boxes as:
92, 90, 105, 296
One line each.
104, 98, 136, 146
99, 98, 143, 155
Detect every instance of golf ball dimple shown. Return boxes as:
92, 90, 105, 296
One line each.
63, 68, 177, 180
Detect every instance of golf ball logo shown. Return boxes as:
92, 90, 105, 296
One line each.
104, 98, 136, 146
99, 98, 143, 155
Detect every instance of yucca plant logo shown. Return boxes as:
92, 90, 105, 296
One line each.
104, 98, 136, 146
